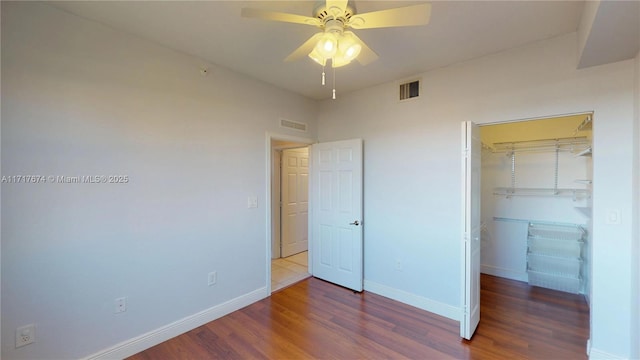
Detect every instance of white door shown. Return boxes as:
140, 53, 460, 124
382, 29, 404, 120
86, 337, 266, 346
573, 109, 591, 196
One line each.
281, 147, 309, 257
461, 121, 481, 339
310, 139, 363, 292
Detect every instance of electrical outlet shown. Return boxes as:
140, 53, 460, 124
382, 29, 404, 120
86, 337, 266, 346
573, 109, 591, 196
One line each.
115, 297, 127, 313
208, 271, 217, 286
16, 324, 35, 348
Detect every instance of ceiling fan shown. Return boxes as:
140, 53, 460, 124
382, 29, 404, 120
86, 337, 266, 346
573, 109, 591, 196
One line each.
241, 1, 432, 68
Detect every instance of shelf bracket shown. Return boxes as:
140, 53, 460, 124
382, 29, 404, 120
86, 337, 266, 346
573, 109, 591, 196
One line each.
554, 143, 559, 194
510, 149, 516, 189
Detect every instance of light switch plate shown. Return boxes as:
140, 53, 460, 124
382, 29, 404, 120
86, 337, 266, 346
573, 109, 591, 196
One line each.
605, 208, 621, 225
247, 196, 258, 208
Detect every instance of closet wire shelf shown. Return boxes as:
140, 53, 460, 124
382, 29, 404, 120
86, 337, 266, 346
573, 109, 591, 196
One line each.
494, 187, 590, 200
489, 137, 590, 154
527, 223, 585, 241
527, 223, 585, 294
527, 271, 582, 294
527, 253, 582, 276
489, 136, 591, 201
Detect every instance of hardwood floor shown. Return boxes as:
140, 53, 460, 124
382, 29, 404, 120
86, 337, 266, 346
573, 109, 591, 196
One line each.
128, 274, 589, 359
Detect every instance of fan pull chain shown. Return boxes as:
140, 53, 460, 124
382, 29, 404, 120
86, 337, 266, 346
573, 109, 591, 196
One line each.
321, 65, 326, 86
332, 67, 336, 100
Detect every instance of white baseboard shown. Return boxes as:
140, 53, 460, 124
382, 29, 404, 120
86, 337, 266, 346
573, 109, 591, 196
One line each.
481, 265, 528, 282
589, 347, 626, 360
84, 287, 269, 360
364, 280, 460, 321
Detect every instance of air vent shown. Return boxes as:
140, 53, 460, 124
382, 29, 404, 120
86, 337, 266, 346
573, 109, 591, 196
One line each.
280, 118, 307, 132
399, 80, 420, 101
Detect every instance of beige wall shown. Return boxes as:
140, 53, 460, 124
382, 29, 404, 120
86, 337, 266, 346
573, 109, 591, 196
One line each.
480, 114, 591, 146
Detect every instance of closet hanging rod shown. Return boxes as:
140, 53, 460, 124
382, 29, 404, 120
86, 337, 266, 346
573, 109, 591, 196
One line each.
493, 146, 586, 155
489, 136, 590, 154
493, 135, 589, 145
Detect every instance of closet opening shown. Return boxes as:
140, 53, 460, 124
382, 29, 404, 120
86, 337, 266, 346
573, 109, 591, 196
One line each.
479, 113, 593, 301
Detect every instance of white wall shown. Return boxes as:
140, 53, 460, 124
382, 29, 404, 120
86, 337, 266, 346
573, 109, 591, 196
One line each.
0, 2, 3, 354
1, 3, 317, 359
317, 32, 637, 358
631, 49, 640, 360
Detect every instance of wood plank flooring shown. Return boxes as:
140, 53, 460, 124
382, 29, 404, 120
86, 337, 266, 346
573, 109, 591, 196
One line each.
128, 274, 589, 359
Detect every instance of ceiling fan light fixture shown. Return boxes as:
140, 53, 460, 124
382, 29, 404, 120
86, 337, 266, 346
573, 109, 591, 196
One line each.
242, 0, 432, 99
345, 44, 361, 58
338, 31, 362, 62
315, 32, 338, 58
331, 56, 351, 68
308, 48, 327, 66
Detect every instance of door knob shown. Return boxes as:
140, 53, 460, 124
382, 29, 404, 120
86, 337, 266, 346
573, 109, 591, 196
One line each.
350, 220, 360, 226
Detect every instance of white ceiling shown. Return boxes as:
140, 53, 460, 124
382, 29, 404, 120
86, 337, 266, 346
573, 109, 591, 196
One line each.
50, 1, 586, 100
578, 0, 640, 68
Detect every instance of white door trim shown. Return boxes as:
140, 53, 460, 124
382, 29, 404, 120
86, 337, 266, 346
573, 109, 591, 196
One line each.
265, 132, 314, 294
272, 148, 282, 259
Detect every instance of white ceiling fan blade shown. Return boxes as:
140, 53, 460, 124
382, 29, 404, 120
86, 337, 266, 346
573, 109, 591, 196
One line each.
348, 3, 431, 29
326, 0, 348, 18
348, 32, 378, 66
284, 33, 323, 62
241, 8, 321, 27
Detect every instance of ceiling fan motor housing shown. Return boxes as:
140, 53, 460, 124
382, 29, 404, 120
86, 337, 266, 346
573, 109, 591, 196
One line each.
324, 19, 345, 35
313, 0, 356, 28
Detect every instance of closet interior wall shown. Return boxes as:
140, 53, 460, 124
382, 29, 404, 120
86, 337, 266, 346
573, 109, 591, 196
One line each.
479, 116, 593, 299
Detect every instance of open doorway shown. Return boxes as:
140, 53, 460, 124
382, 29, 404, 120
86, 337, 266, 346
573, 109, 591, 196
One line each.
269, 137, 312, 292
479, 113, 593, 300
462, 112, 593, 340
266, 135, 365, 294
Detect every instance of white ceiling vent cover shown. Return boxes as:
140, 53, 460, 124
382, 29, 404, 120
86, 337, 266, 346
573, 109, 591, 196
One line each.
399, 80, 420, 101
280, 118, 307, 132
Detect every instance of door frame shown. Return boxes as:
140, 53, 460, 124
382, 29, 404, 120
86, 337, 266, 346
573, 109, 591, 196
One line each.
460, 111, 595, 339
265, 132, 314, 294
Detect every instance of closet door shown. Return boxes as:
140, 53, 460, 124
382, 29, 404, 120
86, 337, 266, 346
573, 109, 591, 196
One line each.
461, 121, 481, 340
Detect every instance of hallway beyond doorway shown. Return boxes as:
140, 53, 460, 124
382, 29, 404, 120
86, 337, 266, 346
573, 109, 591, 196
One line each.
271, 251, 309, 292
